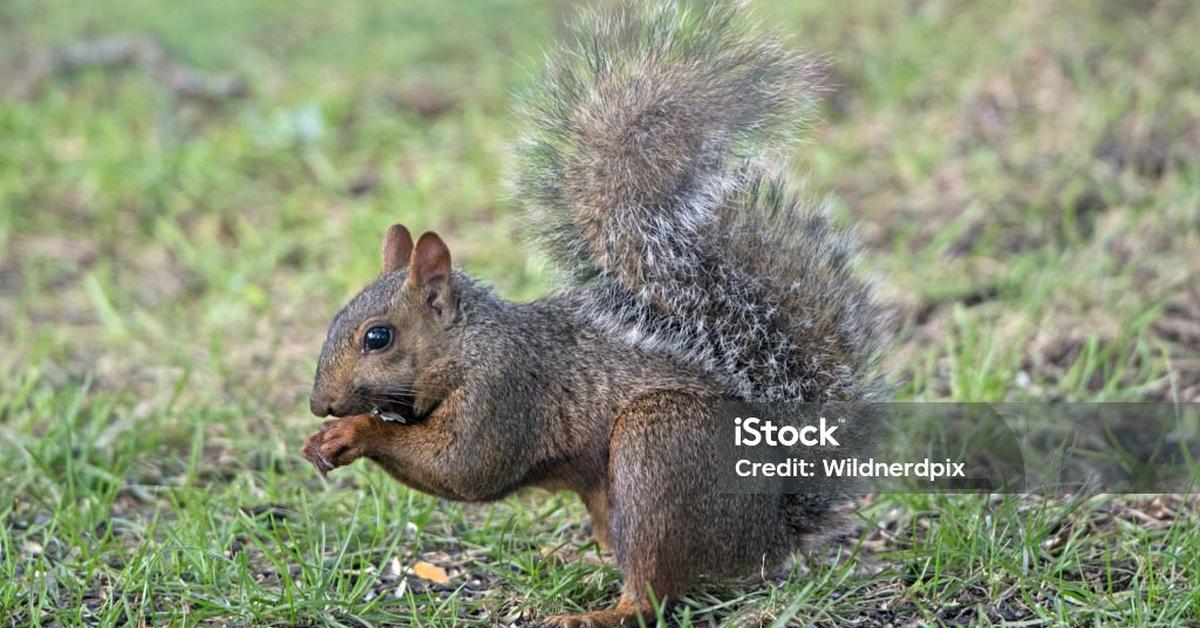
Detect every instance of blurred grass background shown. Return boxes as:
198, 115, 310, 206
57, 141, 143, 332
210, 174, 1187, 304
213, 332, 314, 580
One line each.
1, 0, 1198, 625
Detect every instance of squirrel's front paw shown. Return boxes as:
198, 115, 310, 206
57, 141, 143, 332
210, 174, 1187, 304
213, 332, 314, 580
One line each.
302, 415, 373, 476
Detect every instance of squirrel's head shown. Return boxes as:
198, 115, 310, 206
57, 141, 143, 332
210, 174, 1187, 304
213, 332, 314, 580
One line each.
309, 224, 459, 423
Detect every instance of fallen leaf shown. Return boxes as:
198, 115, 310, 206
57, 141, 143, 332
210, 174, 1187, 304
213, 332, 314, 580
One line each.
411, 560, 449, 584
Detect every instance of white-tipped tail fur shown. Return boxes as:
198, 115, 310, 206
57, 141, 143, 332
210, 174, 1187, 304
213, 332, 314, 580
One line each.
512, 1, 889, 402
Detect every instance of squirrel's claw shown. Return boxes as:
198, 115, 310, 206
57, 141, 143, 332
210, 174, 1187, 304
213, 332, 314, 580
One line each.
301, 432, 334, 476
313, 453, 334, 477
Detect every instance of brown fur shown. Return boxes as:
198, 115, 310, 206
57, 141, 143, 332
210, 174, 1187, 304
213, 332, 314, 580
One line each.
303, 236, 849, 625
303, 3, 889, 624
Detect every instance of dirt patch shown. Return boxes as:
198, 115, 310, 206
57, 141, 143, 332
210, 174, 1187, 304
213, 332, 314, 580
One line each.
1152, 283, 1200, 401
2, 35, 248, 102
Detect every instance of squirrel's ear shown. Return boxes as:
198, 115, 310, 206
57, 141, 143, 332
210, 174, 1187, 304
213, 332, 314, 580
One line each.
407, 231, 455, 318
381, 224, 415, 274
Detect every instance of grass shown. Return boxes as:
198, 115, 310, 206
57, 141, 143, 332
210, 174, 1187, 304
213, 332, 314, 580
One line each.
2, 0, 1199, 625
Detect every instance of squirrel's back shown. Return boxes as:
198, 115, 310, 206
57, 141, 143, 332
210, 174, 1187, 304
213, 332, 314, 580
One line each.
512, 1, 889, 403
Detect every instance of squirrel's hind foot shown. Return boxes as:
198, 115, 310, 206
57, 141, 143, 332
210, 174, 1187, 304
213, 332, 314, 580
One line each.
536, 603, 653, 628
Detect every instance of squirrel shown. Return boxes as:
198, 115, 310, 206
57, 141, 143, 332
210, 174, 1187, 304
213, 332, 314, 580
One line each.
301, 1, 889, 626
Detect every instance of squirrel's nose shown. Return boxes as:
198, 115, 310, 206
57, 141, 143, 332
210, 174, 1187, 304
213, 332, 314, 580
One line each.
310, 393, 333, 417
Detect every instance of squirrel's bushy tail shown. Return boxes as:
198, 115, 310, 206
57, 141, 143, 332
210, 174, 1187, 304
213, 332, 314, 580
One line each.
513, 1, 888, 402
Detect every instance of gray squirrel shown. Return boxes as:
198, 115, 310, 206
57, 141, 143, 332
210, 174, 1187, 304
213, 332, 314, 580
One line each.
302, 2, 890, 625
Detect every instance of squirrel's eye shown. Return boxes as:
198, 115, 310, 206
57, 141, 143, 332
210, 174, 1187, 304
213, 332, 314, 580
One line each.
362, 325, 393, 352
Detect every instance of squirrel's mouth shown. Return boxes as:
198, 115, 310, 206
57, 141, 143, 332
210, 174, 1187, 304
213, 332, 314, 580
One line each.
370, 392, 426, 425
